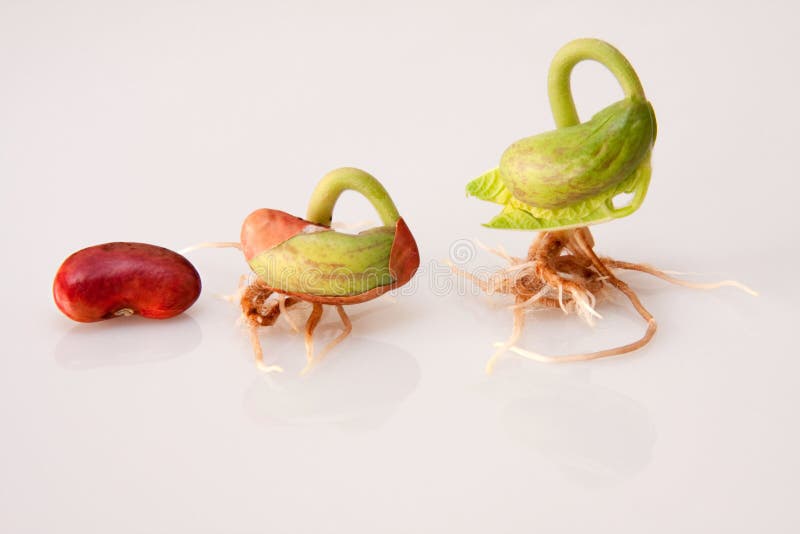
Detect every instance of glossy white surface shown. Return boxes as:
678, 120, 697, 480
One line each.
2, 1, 798, 532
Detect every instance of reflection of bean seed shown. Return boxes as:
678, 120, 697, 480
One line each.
53, 242, 201, 322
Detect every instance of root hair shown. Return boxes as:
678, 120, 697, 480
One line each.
456, 227, 753, 373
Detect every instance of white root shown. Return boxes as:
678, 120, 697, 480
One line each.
486, 303, 525, 374
278, 294, 300, 333
571, 289, 603, 324
311, 305, 353, 369
557, 284, 567, 314
509, 287, 550, 310
475, 239, 523, 264
446, 261, 492, 293
248, 323, 284, 374
457, 231, 676, 373
605, 260, 759, 296
179, 241, 242, 254
502, 260, 538, 273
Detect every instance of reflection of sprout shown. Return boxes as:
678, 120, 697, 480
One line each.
453, 38, 755, 372
186, 167, 419, 374
244, 338, 420, 431
502, 381, 656, 484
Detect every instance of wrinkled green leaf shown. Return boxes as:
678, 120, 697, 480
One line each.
466, 168, 512, 205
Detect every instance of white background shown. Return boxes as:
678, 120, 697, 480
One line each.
2, 1, 799, 532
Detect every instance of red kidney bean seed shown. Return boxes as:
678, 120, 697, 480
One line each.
53, 242, 202, 322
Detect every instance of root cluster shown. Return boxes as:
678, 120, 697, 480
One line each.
239, 277, 352, 374
451, 227, 755, 373
178, 240, 356, 374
